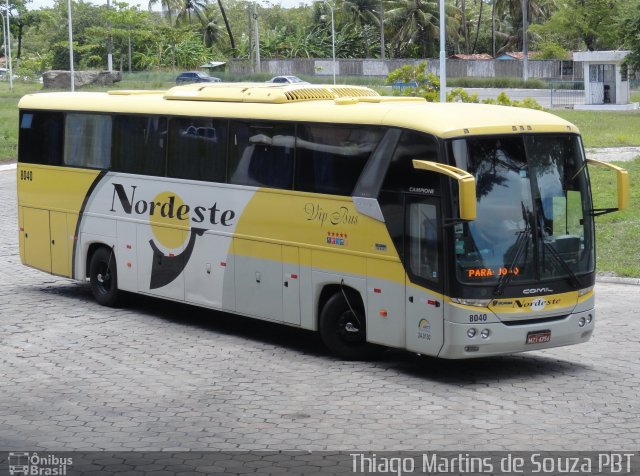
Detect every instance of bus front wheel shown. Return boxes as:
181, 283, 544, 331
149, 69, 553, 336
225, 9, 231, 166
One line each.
319, 292, 379, 360
89, 247, 120, 307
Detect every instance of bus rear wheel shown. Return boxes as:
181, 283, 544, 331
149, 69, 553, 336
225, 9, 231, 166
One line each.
89, 247, 120, 307
319, 292, 379, 360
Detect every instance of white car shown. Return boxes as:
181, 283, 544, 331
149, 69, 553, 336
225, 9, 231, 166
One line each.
266, 75, 310, 85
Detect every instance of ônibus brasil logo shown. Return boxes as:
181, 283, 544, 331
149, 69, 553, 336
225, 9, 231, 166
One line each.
8, 452, 73, 475
109, 183, 237, 289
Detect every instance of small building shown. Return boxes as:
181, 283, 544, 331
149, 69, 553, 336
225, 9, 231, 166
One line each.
495, 52, 538, 60
572, 50, 638, 110
449, 53, 493, 60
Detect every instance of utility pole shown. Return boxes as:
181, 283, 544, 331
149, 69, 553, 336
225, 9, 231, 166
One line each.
107, 0, 112, 71
247, 5, 252, 68
67, 0, 74, 91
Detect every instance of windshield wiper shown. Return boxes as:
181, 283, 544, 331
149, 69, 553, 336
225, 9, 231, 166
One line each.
493, 202, 531, 296
542, 240, 582, 289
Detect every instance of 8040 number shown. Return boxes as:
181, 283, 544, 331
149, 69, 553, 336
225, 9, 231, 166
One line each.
20, 170, 33, 181
469, 314, 488, 322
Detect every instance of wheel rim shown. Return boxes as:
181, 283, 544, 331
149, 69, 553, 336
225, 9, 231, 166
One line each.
95, 261, 112, 295
336, 310, 365, 344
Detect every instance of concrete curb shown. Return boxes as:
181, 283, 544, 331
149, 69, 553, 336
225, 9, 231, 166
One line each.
0, 162, 16, 172
596, 276, 640, 286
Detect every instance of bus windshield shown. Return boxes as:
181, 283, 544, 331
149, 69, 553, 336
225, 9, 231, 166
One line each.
450, 134, 594, 287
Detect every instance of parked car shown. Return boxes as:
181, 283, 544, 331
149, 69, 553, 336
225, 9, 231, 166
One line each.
176, 71, 221, 85
266, 75, 309, 84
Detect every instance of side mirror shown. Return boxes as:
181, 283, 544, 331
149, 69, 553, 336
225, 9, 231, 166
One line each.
586, 159, 630, 212
412, 160, 477, 221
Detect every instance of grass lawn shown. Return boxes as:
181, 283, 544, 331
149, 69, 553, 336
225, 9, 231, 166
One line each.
549, 109, 640, 148
589, 158, 640, 277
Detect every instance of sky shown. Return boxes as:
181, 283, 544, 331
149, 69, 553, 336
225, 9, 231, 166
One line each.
26, 0, 311, 11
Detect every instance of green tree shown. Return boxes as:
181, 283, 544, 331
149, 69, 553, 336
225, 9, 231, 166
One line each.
535, 0, 621, 51
618, 0, 640, 71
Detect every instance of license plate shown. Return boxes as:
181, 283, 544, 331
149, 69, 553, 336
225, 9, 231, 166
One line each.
526, 330, 551, 344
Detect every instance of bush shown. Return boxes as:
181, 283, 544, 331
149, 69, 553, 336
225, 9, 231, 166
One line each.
447, 87, 479, 103
386, 62, 440, 101
448, 76, 548, 89
481, 91, 543, 110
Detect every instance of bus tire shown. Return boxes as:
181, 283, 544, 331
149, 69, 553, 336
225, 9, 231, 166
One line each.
89, 247, 120, 307
319, 292, 379, 360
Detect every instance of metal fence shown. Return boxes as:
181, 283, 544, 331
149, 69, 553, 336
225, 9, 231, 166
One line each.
549, 80, 585, 107
229, 59, 586, 81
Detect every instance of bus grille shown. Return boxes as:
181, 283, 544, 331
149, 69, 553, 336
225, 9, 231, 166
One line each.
500, 315, 569, 326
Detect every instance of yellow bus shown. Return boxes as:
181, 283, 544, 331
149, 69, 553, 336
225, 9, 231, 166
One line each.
17, 83, 629, 359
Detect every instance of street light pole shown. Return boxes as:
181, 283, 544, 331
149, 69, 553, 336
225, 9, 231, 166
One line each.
439, 0, 445, 102
325, 0, 335, 84
314, 0, 336, 84
1, 11, 7, 82
378, 2, 384, 60
522, 0, 528, 82
4, 0, 13, 90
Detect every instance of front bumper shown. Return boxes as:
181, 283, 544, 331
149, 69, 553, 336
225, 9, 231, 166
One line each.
438, 308, 595, 359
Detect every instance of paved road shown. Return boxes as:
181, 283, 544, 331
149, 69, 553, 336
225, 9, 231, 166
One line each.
459, 88, 554, 108
1, 168, 639, 452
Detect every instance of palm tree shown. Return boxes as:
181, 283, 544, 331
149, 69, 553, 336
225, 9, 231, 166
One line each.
341, 0, 379, 56
215, 0, 235, 50
176, 0, 207, 25
200, 5, 222, 48
148, 0, 179, 27
386, 0, 439, 57
342, 0, 379, 28
492, 0, 556, 55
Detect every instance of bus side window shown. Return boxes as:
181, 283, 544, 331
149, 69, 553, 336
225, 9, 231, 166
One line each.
407, 201, 440, 284
295, 124, 382, 196
64, 114, 112, 169
381, 131, 440, 193
113, 115, 167, 176
228, 122, 295, 189
167, 117, 227, 183
19, 111, 64, 165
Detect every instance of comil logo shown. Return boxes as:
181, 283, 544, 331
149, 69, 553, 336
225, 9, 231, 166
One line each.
8, 453, 73, 475
523, 287, 554, 295
109, 184, 237, 289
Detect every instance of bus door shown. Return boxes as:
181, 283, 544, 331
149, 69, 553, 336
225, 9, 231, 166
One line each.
403, 195, 445, 356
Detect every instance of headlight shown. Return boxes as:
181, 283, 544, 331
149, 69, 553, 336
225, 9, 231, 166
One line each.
451, 298, 491, 308
578, 285, 594, 297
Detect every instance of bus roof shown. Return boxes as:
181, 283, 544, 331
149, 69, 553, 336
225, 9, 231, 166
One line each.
19, 83, 579, 138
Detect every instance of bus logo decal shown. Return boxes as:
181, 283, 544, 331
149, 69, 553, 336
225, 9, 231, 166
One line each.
109, 183, 238, 290
418, 319, 431, 340
149, 228, 205, 289
109, 183, 236, 227
305, 203, 358, 227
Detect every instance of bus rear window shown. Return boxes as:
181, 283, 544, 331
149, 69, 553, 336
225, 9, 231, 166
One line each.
19, 111, 64, 165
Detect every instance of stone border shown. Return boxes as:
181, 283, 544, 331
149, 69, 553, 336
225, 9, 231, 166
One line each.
596, 276, 640, 286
